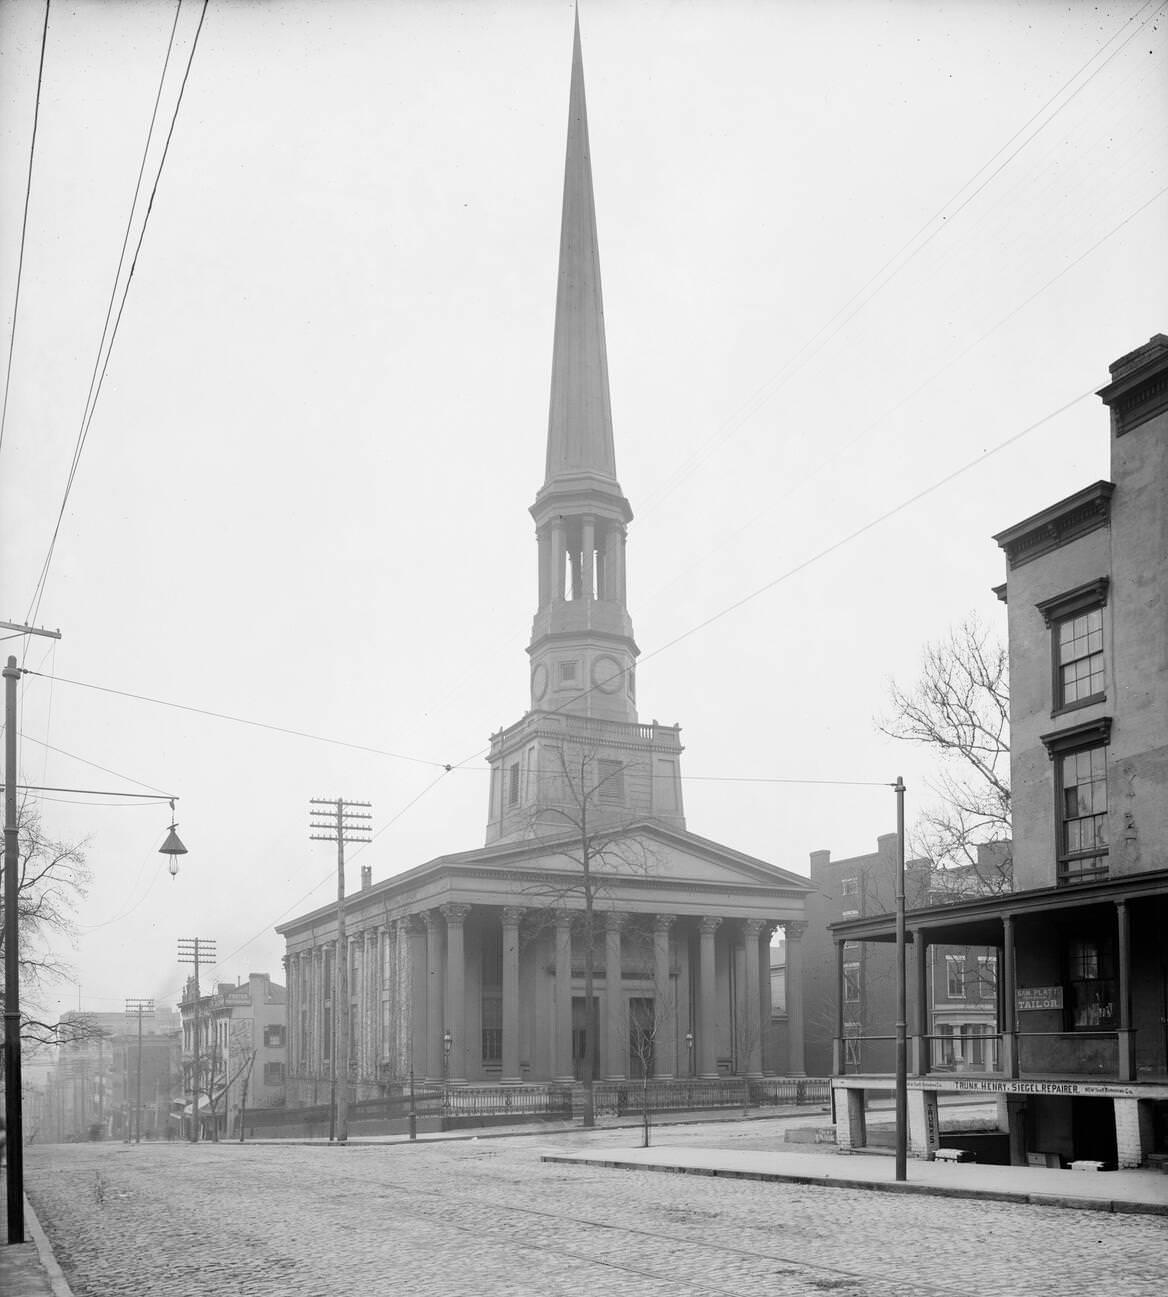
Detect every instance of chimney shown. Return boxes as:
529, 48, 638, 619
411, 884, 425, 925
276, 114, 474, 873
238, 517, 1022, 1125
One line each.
360, 864, 372, 891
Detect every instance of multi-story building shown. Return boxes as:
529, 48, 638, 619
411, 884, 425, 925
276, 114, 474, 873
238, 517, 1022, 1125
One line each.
831, 335, 1168, 1168
179, 972, 286, 1138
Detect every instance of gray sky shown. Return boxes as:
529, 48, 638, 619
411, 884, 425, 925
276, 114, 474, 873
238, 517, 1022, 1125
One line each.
2, 0, 1165, 1023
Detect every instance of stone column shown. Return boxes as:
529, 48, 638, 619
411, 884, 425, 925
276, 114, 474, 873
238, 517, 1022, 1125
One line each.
835, 1084, 866, 1153
537, 526, 551, 608
551, 519, 566, 601
442, 904, 471, 1084
759, 923, 776, 1074
424, 911, 444, 1081
618, 526, 628, 604
784, 920, 806, 1077
554, 912, 574, 1082
741, 920, 763, 1078
404, 916, 427, 1079
581, 515, 595, 599
502, 907, 524, 1084
698, 916, 721, 1078
604, 912, 627, 1080
602, 524, 619, 602
653, 915, 676, 1078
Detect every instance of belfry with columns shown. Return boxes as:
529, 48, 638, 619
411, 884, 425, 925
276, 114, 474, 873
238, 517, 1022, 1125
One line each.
278, 15, 812, 1103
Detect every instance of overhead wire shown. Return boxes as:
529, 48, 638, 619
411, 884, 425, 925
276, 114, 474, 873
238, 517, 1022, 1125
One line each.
25, 0, 211, 631
0, 0, 51, 461
635, 0, 1167, 519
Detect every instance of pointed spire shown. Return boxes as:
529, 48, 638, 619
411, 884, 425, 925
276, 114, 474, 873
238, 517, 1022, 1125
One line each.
545, 9, 617, 486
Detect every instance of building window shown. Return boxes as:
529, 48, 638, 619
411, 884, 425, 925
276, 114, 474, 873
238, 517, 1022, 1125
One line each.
596, 759, 624, 802
975, 955, 997, 999
507, 762, 520, 806
481, 926, 502, 988
1056, 608, 1104, 707
1067, 938, 1116, 1030
1037, 578, 1109, 713
1059, 745, 1108, 883
937, 1023, 955, 1066
945, 956, 966, 999
264, 1062, 285, 1086
263, 1025, 285, 1049
843, 962, 861, 1003
558, 660, 579, 685
841, 876, 859, 898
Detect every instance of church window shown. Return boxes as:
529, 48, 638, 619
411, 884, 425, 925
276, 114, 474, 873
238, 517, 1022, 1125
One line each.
558, 660, 579, 685
481, 996, 502, 1064
596, 759, 624, 802
507, 763, 520, 806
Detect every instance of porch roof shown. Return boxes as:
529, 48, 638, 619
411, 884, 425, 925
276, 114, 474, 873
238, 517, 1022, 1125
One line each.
829, 867, 1168, 946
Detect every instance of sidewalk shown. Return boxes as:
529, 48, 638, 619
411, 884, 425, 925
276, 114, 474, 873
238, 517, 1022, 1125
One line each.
0, 1196, 73, 1297
540, 1144, 1168, 1216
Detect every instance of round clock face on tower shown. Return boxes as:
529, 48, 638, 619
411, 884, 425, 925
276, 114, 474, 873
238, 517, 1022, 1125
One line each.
532, 663, 548, 702
591, 654, 623, 693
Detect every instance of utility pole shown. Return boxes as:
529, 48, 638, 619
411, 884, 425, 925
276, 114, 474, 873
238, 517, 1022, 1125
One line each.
893, 775, 908, 1183
309, 797, 372, 1145
4, 626, 61, 1245
125, 999, 154, 1144
177, 938, 215, 1142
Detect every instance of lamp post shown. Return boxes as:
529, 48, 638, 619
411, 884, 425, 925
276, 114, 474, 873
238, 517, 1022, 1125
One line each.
684, 1031, 695, 1078
893, 775, 907, 1183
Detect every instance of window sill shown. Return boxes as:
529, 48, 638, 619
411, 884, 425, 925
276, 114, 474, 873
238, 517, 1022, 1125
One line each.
1050, 693, 1106, 719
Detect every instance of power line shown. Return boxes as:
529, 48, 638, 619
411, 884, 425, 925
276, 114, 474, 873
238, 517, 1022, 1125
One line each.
26, 0, 211, 629
19, 672, 449, 769
636, 0, 1166, 519
18, 731, 176, 796
0, 0, 51, 462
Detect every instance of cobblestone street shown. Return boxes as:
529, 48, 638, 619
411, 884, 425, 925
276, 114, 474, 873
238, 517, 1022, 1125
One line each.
20, 1125, 1166, 1297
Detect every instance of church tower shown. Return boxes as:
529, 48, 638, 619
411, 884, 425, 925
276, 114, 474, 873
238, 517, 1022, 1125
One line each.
486, 15, 685, 844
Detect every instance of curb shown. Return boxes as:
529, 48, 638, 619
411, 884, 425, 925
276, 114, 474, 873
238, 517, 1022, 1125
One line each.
24, 1196, 75, 1297
539, 1155, 1168, 1218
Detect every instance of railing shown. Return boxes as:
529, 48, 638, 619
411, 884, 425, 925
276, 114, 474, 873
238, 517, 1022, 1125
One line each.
439, 1085, 573, 1119
837, 1035, 897, 1076
1017, 1031, 1118, 1077
926, 1033, 1002, 1074
592, 1076, 830, 1116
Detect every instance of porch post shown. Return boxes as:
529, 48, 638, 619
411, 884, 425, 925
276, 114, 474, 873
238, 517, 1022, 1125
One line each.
834, 939, 845, 1076
1002, 914, 1017, 1078
912, 929, 929, 1076
1116, 900, 1134, 1083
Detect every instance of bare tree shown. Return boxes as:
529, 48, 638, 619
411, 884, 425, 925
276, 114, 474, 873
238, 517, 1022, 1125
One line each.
878, 615, 1012, 891
514, 744, 656, 1128
624, 966, 676, 1148
203, 1020, 258, 1142
0, 806, 92, 1047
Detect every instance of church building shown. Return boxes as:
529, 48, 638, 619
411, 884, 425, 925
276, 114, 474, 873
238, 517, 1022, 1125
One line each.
278, 17, 812, 1105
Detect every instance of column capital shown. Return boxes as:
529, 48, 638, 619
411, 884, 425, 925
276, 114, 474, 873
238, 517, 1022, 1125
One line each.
399, 913, 425, 935
699, 915, 722, 935
783, 919, 808, 940
441, 902, 472, 925
604, 910, 629, 933
501, 906, 526, 927
741, 918, 765, 941
423, 909, 442, 932
554, 909, 574, 929
653, 913, 676, 933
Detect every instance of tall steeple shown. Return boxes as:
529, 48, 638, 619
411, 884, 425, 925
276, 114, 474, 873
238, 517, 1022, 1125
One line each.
485, 14, 685, 846
528, 10, 637, 726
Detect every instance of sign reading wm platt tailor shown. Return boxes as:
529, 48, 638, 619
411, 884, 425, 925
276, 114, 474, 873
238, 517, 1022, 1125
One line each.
1016, 985, 1063, 1011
